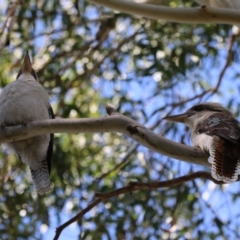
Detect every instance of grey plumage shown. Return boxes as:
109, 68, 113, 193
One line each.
0, 52, 54, 194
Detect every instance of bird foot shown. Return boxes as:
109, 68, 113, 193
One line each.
21, 121, 31, 128
1, 122, 32, 129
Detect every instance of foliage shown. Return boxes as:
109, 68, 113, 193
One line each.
0, 0, 240, 239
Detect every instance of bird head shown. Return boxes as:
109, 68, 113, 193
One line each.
163, 102, 233, 129
16, 51, 39, 82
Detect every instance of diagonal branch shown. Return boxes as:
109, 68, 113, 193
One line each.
54, 198, 102, 240
0, 106, 208, 167
87, 0, 240, 25
95, 144, 138, 183
53, 171, 219, 240
0, 0, 21, 49
213, 32, 240, 92
95, 171, 220, 199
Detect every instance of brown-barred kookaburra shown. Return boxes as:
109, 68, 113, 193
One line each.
163, 103, 240, 183
0, 52, 54, 194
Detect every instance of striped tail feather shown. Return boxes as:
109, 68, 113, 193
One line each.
30, 160, 51, 195
209, 136, 240, 183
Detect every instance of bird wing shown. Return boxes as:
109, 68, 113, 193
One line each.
196, 112, 240, 143
46, 105, 55, 174
29, 105, 54, 195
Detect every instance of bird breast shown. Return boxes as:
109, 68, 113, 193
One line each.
0, 78, 51, 170
191, 132, 214, 153
0, 79, 49, 125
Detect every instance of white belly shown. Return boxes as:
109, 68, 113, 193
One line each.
192, 133, 213, 153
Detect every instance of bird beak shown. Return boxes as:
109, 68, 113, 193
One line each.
162, 112, 188, 123
17, 51, 38, 81
21, 51, 32, 73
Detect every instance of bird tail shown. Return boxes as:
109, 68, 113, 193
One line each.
209, 136, 240, 183
30, 162, 51, 195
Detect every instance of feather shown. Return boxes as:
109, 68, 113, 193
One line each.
30, 105, 55, 195
196, 112, 240, 182
197, 113, 240, 143
46, 105, 55, 173
209, 136, 240, 182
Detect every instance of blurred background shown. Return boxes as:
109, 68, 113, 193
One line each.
0, 0, 240, 239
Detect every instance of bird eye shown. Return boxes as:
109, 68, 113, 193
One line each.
193, 106, 202, 111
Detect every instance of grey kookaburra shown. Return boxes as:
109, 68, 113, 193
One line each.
0, 52, 54, 194
163, 103, 240, 183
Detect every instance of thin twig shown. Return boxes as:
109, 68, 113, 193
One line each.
202, 32, 240, 103
53, 198, 102, 240
95, 144, 138, 183
213, 32, 240, 92
0, 0, 21, 49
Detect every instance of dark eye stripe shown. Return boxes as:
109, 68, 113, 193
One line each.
190, 104, 222, 112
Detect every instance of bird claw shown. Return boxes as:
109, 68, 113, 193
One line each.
21, 121, 31, 128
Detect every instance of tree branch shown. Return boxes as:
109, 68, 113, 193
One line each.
0, 106, 208, 167
0, 0, 21, 49
87, 0, 240, 25
213, 32, 240, 92
54, 198, 102, 240
53, 171, 217, 239
95, 144, 138, 183
95, 171, 219, 199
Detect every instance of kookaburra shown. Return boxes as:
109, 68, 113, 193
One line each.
163, 103, 240, 183
0, 52, 54, 194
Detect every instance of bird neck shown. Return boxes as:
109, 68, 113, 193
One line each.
17, 73, 37, 82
